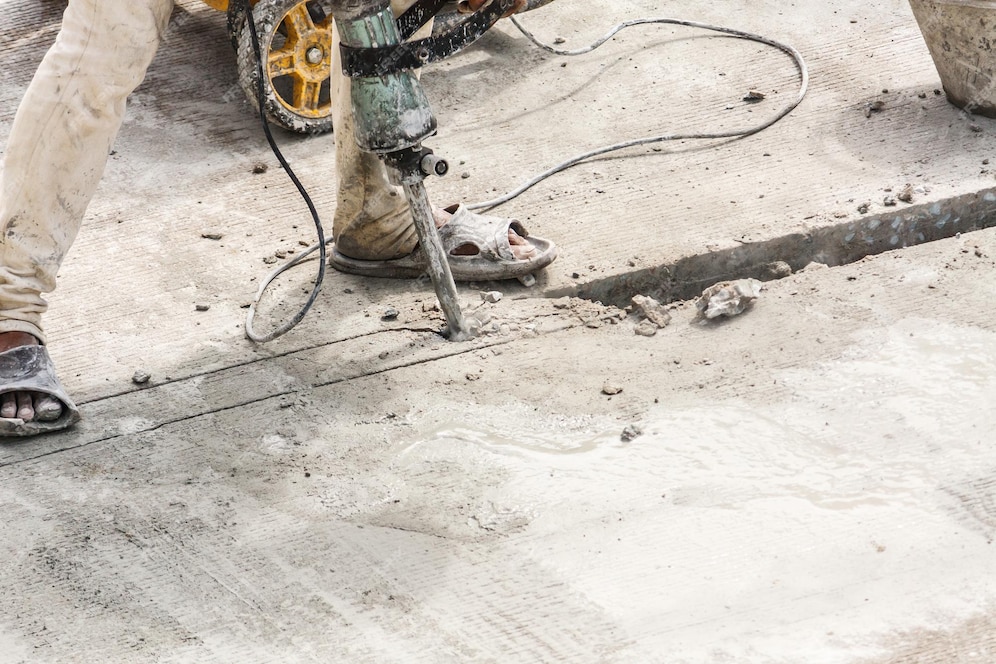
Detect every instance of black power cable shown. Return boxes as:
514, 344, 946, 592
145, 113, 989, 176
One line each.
241, 0, 329, 343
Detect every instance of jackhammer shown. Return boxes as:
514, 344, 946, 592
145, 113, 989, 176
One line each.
330, 0, 516, 340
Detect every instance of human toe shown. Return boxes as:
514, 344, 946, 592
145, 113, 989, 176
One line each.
34, 393, 63, 422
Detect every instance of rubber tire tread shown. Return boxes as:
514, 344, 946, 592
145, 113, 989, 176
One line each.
235, 0, 335, 135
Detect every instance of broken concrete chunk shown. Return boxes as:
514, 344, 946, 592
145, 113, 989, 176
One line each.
621, 425, 644, 442
132, 370, 151, 385
897, 184, 915, 203
481, 291, 503, 304
762, 261, 792, 279
631, 294, 672, 328
696, 279, 763, 320
634, 320, 659, 337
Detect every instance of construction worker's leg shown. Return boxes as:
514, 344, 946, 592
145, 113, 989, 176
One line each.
0, 0, 175, 342
0, 0, 173, 428
330, 0, 428, 261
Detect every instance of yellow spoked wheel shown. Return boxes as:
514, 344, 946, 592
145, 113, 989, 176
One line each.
233, 0, 334, 134
227, 0, 556, 134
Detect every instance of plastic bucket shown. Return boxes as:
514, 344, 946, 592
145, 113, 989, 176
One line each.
909, 0, 996, 117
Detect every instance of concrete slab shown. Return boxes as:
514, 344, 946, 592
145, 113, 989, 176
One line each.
2, 0, 996, 661
4, 222, 996, 663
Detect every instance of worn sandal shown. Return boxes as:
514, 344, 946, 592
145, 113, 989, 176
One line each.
0, 345, 81, 437
330, 204, 557, 281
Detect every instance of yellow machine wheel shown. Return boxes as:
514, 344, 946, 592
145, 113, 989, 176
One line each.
234, 0, 335, 134
227, 0, 556, 134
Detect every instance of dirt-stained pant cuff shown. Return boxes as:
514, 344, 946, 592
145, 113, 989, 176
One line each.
0, 318, 46, 345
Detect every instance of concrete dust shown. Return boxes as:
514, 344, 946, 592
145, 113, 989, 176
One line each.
1, 0, 996, 661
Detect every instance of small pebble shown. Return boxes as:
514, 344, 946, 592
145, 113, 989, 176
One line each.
634, 320, 658, 337
482, 291, 503, 304
621, 425, 643, 443
864, 100, 885, 118
252, 163, 268, 174
195, 304, 210, 312
883, 195, 896, 207
857, 202, 870, 214
382, 308, 400, 321
201, 232, 223, 240
132, 370, 151, 385
461, 172, 471, 179
602, 383, 623, 396
554, 36, 566, 44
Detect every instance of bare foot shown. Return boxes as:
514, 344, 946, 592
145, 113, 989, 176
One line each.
0, 332, 63, 422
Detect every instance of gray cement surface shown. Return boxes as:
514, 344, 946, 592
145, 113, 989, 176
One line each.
2, 0, 996, 661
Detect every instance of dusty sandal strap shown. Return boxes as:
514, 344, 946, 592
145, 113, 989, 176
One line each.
330, 204, 557, 281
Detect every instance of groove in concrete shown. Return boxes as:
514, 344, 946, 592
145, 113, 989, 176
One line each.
563, 186, 996, 308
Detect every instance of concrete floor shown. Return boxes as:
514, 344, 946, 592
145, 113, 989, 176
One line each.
1, 0, 996, 661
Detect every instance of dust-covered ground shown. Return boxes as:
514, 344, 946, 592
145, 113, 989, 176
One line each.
1, 0, 996, 662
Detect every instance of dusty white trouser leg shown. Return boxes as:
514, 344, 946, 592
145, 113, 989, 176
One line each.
0, 0, 174, 343
331, 0, 432, 261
